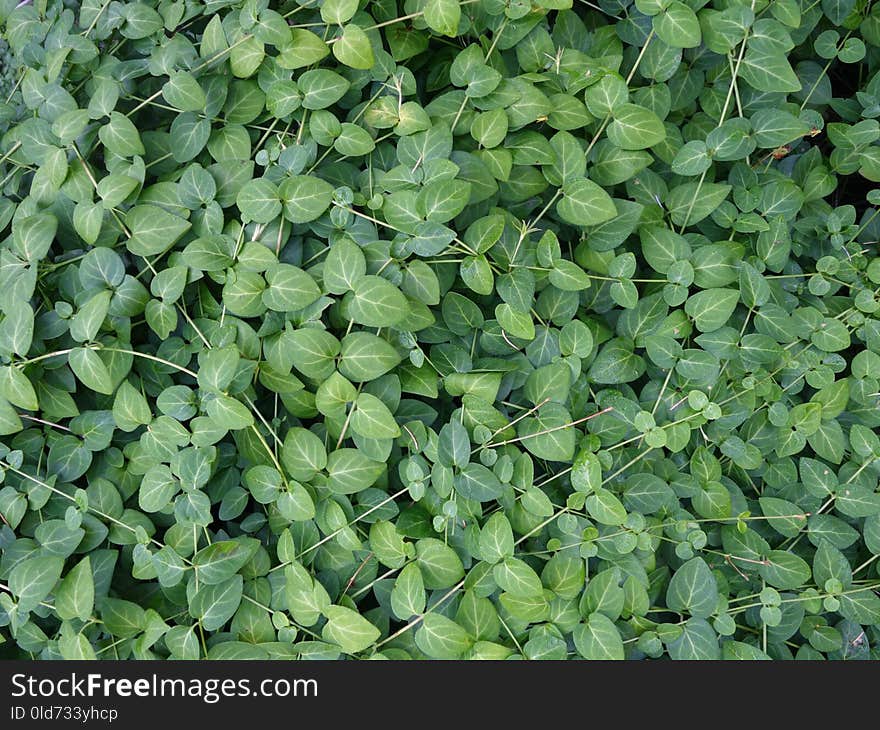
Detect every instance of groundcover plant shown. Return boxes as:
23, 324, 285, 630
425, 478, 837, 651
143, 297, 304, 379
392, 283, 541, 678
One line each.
0, 0, 880, 661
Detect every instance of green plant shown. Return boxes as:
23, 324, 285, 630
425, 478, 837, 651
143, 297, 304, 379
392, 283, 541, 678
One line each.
1, 0, 880, 661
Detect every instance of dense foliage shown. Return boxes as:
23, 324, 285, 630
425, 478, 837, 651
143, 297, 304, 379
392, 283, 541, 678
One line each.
1, 0, 880, 661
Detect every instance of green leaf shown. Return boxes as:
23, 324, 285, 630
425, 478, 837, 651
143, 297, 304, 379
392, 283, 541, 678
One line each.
0, 366, 38, 411
759, 550, 812, 590
57, 628, 97, 660
838, 590, 880, 625
420, 179, 471, 223
0, 397, 24, 436
415, 613, 472, 658
516, 404, 576, 462
69, 291, 111, 343
10, 556, 64, 613
206, 394, 254, 430
298, 69, 351, 110
69, 348, 114, 395
588, 339, 646, 384
352, 392, 400, 439
347, 275, 409, 327
493, 557, 544, 597
667, 618, 721, 660
751, 109, 812, 148
194, 540, 255, 585
322, 605, 380, 654
333, 25, 375, 70
653, 2, 701, 48
455, 463, 504, 502
112, 380, 152, 432
572, 450, 602, 494
97, 175, 138, 208
323, 238, 366, 294
100, 598, 145, 638
125, 205, 192, 257
0, 306, 33, 357
666, 557, 718, 619
369, 520, 408, 568
162, 71, 206, 111
556, 178, 618, 227
170, 114, 211, 162
667, 182, 731, 226
549, 260, 591, 291
327, 448, 384, 494
335, 123, 375, 156
416, 538, 464, 589
811, 318, 850, 352
671, 141, 712, 176
684, 288, 740, 333
586, 488, 628, 526
13, 213, 57, 261
639, 225, 691, 274
281, 427, 328, 481
338, 332, 401, 382
423, 0, 461, 36
99, 112, 145, 156
740, 49, 802, 93
607, 104, 667, 150
190, 576, 244, 631
583, 567, 624, 619
278, 30, 330, 69
198, 345, 240, 392
120, 3, 163, 38
139, 465, 179, 512
321, 0, 359, 24
237, 178, 281, 223
263, 264, 322, 312
813, 540, 852, 589
573, 613, 625, 660
471, 109, 509, 149
288, 328, 340, 380
723, 641, 772, 661
759, 497, 808, 538
391, 563, 426, 620
822, 0, 856, 25
230, 36, 265, 78
479, 513, 515, 564
279, 175, 335, 223
54, 557, 94, 622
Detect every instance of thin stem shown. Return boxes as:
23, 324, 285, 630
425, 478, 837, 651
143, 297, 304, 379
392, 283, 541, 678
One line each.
99, 347, 197, 378
485, 407, 613, 449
